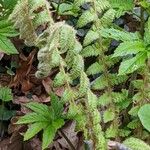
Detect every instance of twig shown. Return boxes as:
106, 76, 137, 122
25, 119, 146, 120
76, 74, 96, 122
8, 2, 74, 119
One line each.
59, 129, 76, 150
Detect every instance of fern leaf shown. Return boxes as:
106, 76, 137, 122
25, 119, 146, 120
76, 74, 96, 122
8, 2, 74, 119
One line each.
9, 0, 37, 45
83, 30, 99, 46
112, 41, 146, 57
61, 88, 75, 103
98, 92, 112, 106
109, 0, 134, 17
81, 44, 100, 57
119, 52, 147, 75
78, 71, 90, 97
100, 28, 140, 42
103, 109, 115, 123
59, 24, 76, 53
74, 0, 92, 7
53, 71, 70, 87
95, 0, 110, 13
70, 54, 84, 80
9, 0, 52, 46
77, 9, 98, 28
91, 75, 109, 90
86, 62, 103, 75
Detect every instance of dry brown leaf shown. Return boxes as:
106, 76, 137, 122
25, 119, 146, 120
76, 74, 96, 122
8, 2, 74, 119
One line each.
10, 50, 36, 93
42, 77, 52, 94
57, 121, 79, 149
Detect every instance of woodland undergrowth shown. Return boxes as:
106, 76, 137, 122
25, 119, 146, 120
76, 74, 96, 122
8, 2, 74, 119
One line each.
0, 0, 150, 150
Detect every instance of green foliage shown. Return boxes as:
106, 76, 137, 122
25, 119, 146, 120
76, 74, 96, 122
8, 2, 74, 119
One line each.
123, 137, 150, 150
0, 86, 13, 102
0, 0, 18, 18
16, 93, 65, 150
138, 104, 150, 132
109, 0, 134, 17
0, 19, 18, 54
0, 87, 15, 121
9, 0, 150, 149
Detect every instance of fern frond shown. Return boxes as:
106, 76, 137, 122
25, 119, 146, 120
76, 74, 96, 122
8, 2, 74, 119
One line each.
100, 28, 140, 42
77, 9, 98, 28
109, 0, 134, 17
81, 44, 100, 57
78, 71, 90, 97
9, 0, 52, 46
83, 30, 99, 46
74, 0, 92, 7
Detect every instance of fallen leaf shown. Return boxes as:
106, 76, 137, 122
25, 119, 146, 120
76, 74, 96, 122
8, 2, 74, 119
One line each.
42, 77, 52, 94
10, 50, 36, 93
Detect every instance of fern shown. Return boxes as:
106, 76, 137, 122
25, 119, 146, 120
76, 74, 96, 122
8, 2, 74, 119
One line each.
9, 1, 106, 149
9, 0, 53, 46
109, 0, 134, 17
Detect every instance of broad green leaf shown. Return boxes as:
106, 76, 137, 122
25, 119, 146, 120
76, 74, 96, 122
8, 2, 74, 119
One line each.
0, 35, 18, 54
24, 122, 47, 141
0, 87, 13, 102
42, 124, 56, 150
138, 104, 150, 132
113, 41, 146, 57
16, 113, 48, 124
119, 52, 147, 75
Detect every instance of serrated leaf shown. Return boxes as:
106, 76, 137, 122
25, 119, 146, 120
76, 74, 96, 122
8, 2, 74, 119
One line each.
112, 41, 146, 57
24, 122, 47, 141
138, 104, 150, 132
100, 28, 139, 41
50, 93, 63, 118
86, 62, 103, 75
77, 10, 98, 28
129, 106, 140, 116
119, 52, 147, 75
26, 102, 53, 120
81, 44, 100, 57
123, 137, 150, 150
53, 71, 68, 87
16, 113, 48, 124
42, 125, 56, 150
83, 30, 99, 46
